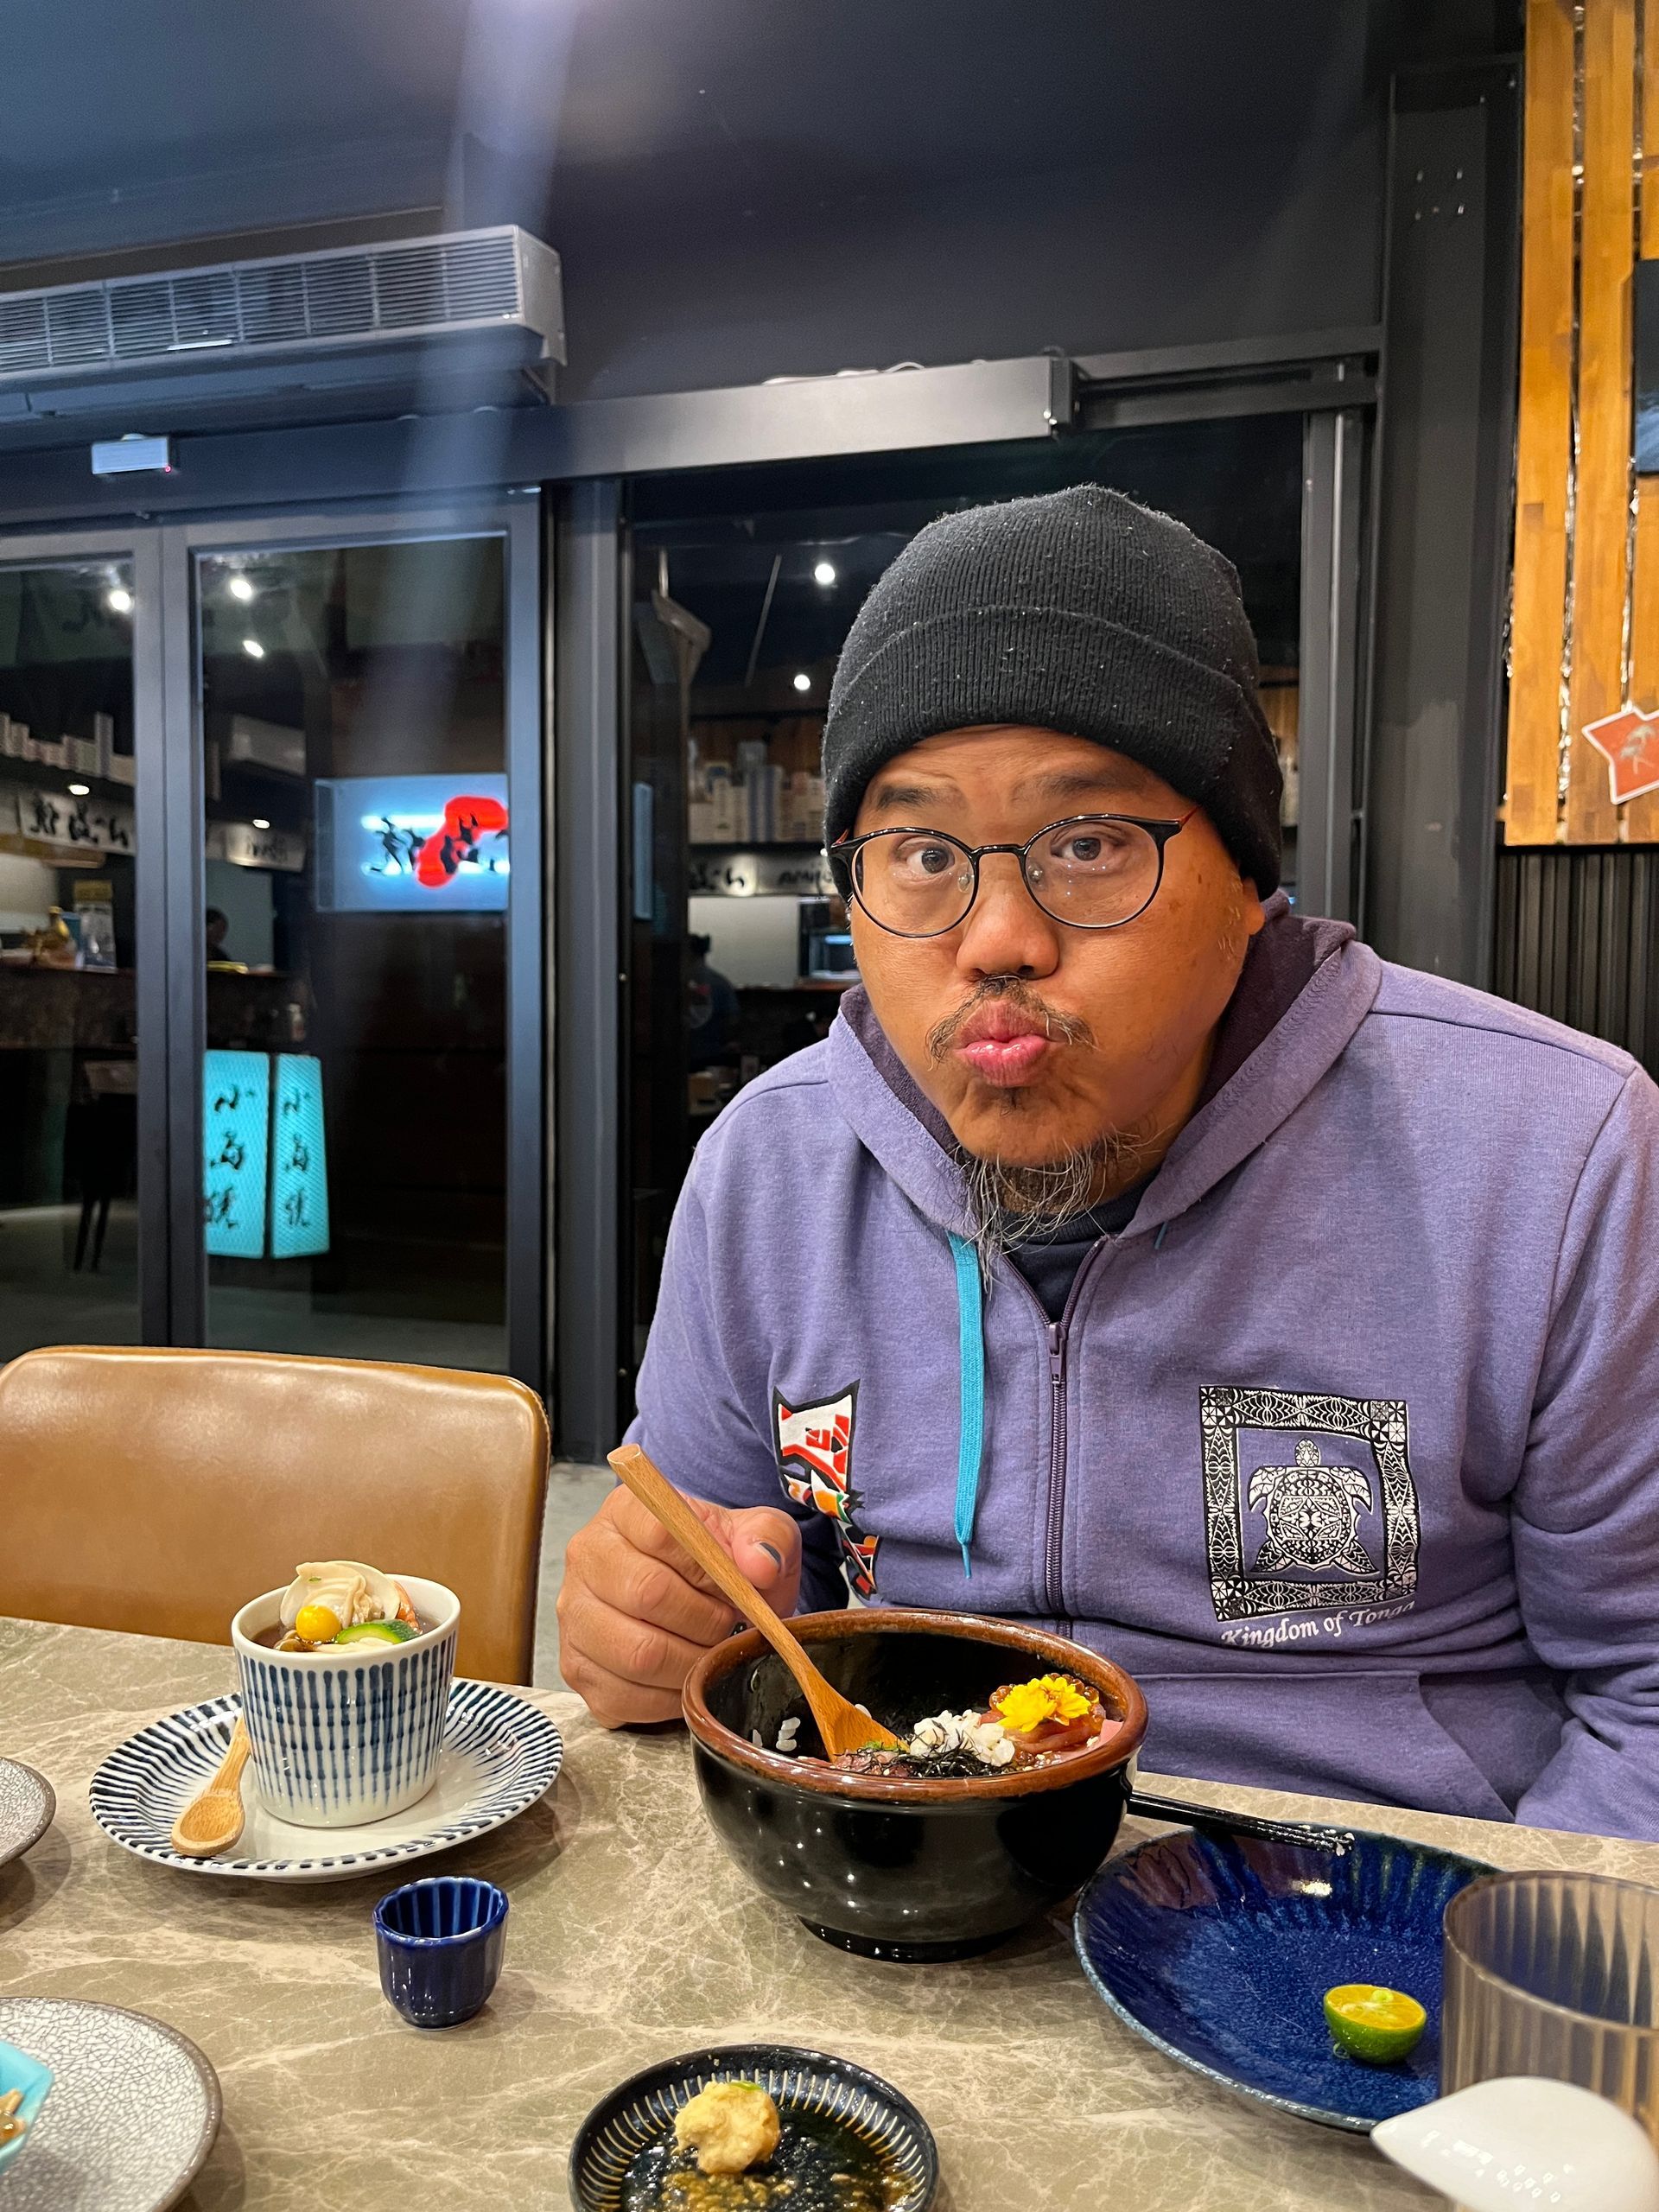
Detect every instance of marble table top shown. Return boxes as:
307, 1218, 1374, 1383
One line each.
4, 1617, 1659, 2211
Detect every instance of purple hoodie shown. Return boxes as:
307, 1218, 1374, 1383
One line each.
631, 906, 1659, 1840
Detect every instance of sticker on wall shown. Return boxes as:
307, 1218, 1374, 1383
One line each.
313, 773, 509, 912
270, 1054, 329, 1259
203, 1050, 270, 1259
1582, 704, 1659, 805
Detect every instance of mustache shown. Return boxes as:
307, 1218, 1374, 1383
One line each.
925, 977, 1097, 1064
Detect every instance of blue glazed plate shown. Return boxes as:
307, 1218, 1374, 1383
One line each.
88, 1681, 561, 1882
1074, 1824, 1496, 2131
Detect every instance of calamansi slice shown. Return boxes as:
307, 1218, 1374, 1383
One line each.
1323, 1983, 1427, 2064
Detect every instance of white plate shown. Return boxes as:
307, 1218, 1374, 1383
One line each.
88, 1679, 563, 1881
0, 1760, 55, 1869
0, 1998, 219, 2212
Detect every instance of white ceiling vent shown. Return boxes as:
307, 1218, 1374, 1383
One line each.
0, 226, 564, 435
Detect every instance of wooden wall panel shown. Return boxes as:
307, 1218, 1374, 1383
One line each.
1629, 484, 1659, 841
1507, 0, 1577, 843
1509, 0, 1659, 845
1628, 16, 1659, 841
1565, 0, 1637, 843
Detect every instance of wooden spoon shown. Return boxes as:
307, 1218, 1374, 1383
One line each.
607, 1444, 902, 1759
170, 1716, 252, 1857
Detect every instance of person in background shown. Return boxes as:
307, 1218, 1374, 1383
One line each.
560, 486, 1659, 1843
204, 906, 230, 964
686, 932, 739, 1072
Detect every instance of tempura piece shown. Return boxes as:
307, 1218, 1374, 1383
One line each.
673, 2081, 781, 2177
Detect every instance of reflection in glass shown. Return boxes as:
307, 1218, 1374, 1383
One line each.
0, 561, 139, 1360
198, 537, 508, 1370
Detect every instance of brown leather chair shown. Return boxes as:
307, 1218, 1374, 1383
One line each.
0, 1346, 550, 1684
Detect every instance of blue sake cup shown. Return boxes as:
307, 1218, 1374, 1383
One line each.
374, 1877, 508, 2029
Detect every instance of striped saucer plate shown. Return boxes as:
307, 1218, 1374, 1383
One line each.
89, 1681, 562, 1882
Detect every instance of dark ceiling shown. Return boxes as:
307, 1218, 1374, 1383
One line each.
4, 0, 1386, 261
0, 1, 1516, 404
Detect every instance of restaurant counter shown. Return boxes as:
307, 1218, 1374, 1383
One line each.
3, 1616, 1656, 2210
0, 965, 136, 1052
0, 967, 296, 1053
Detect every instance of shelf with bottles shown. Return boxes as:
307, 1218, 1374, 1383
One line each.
0, 710, 137, 793
686, 717, 824, 847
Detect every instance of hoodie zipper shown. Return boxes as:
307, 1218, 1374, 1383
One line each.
1005, 1242, 1116, 1624
1046, 1322, 1068, 1616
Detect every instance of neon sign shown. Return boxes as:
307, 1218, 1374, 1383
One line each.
315, 774, 510, 912
202, 1050, 330, 1261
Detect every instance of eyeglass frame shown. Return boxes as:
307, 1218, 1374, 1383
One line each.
826, 809, 1198, 938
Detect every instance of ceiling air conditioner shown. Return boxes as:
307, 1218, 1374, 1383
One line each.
0, 226, 564, 440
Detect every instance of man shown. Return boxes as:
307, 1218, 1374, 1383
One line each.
560, 486, 1659, 1840
686, 932, 739, 1071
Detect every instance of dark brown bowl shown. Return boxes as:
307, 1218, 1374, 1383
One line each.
683, 1609, 1148, 1963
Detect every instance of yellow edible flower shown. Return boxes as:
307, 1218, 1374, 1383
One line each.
992, 1673, 1094, 1734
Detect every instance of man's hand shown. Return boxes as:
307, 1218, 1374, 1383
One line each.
557, 1484, 804, 1726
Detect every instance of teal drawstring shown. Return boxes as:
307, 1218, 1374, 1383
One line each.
948, 1232, 986, 1578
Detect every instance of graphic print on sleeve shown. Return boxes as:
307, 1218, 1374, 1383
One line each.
772, 1382, 880, 1599
1201, 1386, 1421, 1622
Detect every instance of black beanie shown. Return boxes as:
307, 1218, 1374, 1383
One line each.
822, 485, 1282, 893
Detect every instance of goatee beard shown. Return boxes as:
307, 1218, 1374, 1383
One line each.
959, 1126, 1161, 1268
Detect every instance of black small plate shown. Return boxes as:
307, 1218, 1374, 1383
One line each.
568, 2042, 939, 2212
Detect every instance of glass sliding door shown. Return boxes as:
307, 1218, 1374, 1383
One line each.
193, 530, 518, 1372
0, 550, 145, 1360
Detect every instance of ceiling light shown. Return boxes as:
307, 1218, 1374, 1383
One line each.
67, 782, 90, 798
242, 639, 265, 659
228, 574, 255, 603
251, 817, 270, 830
792, 671, 811, 693
813, 561, 836, 587
106, 586, 133, 614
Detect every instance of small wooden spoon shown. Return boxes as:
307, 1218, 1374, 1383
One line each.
170, 1716, 252, 1857
607, 1444, 902, 1759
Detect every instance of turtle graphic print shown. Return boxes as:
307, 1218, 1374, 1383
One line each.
1201, 1386, 1421, 1622
772, 1382, 880, 1599
1249, 1440, 1376, 1576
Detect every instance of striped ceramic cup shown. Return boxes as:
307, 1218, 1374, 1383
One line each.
231, 1575, 459, 1828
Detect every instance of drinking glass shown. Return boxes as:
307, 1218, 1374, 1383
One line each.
1442, 1871, 1659, 2143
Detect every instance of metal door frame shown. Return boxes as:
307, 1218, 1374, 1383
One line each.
1299, 408, 1367, 925
0, 498, 548, 1391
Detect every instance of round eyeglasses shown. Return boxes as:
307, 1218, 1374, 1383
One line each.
828, 810, 1196, 938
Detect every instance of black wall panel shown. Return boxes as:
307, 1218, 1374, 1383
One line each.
1493, 849, 1659, 1075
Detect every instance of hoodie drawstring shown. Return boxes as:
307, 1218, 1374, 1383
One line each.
948, 1232, 985, 1578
